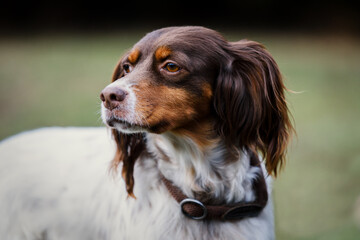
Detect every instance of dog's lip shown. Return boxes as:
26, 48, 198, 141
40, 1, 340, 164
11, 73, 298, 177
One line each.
107, 117, 137, 128
106, 116, 148, 131
102, 107, 140, 128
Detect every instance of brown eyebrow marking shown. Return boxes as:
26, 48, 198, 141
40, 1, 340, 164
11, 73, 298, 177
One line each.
155, 46, 172, 61
128, 48, 141, 64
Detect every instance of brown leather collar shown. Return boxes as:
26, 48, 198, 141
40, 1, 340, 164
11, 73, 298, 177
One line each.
160, 156, 268, 221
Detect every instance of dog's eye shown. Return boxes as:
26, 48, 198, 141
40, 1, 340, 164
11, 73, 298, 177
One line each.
164, 62, 181, 73
123, 64, 132, 74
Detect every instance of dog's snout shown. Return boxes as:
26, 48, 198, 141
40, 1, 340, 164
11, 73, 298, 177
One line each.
100, 87, 128, 110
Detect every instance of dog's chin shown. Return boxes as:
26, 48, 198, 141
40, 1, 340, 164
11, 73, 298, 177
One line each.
105, 117, 148, 134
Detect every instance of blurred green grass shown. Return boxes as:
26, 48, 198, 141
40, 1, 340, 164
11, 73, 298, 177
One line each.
0, 30, 360, 239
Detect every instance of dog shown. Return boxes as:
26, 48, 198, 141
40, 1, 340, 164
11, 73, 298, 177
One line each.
0, 26, 293, 240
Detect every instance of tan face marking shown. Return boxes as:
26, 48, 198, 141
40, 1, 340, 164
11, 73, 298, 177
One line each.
132, 81, 195, 131
172, 121, 218, 150
155, 46, 172, 61
131, 78, 214, 135
202, 83, 213, 99
128, 48, 141, 64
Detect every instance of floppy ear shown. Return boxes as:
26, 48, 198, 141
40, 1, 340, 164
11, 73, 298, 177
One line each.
109, 59, 146, 197
111, 130, 145, 198
214, 40, 294, 176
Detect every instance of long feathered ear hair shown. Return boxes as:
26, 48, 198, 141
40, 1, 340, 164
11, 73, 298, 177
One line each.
109, 59, 146, 198
214, 40, 294, 176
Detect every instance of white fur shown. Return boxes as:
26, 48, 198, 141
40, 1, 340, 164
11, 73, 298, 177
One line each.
0, 127, 274, 240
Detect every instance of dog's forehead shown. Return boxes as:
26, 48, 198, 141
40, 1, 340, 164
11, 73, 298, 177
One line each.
132, 28, 185, 54
133, 27, 225, 57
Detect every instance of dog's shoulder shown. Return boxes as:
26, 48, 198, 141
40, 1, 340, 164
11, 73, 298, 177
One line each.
0, 127, 122, 240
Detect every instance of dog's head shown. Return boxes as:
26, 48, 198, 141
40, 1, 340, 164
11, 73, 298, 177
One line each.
100, 26, 293, 196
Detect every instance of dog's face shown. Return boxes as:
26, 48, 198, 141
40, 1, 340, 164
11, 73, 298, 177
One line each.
100, 26, 293, 196
101, 27, 224, 134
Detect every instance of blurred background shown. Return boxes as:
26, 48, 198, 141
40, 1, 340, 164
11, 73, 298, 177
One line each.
1, 0, 360, 239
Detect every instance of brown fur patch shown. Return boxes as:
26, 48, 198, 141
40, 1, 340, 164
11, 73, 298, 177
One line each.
128, 48, 141, 64
146, 86, 193, 128
111, 60, 122, 82
133, 82, 201, 133
202, 83, 213, 99
155, 46, 172, 61
172, 120, 218, 150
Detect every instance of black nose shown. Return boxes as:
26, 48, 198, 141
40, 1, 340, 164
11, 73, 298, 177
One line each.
100, 87, 128, 110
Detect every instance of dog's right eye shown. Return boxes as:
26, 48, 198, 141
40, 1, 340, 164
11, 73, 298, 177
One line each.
123, 64, 132, 74
164, 62, 180, 73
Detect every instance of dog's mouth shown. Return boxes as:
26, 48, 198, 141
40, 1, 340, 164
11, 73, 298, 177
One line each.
101, 101, 150, 133
107, 117, 131, 128
105, 115, 148, 134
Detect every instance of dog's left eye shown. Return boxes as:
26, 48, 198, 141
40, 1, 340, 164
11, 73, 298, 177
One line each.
123, 64, 132, 74
164, 62, 181, 73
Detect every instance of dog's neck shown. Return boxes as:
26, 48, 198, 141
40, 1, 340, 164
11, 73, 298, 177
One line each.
145, 124, 259, 204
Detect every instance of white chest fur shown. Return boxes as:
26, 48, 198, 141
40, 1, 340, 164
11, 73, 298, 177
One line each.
0, 128, 274, 240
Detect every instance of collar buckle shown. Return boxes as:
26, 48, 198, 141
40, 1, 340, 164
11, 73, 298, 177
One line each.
180, 198, 208, 220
